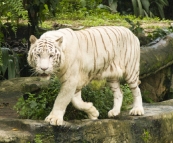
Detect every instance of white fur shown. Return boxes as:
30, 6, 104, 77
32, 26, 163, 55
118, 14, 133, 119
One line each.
28, 26, 144, 126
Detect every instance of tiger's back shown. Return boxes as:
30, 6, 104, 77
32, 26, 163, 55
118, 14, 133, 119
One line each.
74, 26, 140, 82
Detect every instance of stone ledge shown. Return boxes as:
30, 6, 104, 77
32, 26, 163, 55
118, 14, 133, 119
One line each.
0, 100, 173, 143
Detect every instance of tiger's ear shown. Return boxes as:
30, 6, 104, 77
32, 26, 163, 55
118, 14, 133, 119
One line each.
56, 36, 63, 46
30, 35, 37, 44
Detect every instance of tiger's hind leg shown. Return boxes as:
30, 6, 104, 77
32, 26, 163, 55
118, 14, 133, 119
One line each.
71, 91, 99, 119
126, 77, 144, 116
107, 80, 123, 117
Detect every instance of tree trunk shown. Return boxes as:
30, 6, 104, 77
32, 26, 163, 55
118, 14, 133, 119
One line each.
140, 33, 173, 79
139, 33, 173, 102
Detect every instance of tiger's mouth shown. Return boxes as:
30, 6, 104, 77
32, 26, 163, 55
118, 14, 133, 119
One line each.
40, 73, 51, 80
40, 73, 49, 77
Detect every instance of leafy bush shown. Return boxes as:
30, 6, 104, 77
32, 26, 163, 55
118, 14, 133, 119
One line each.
147, 23, 173, 41
14, 77, 61, 120
58, 0, 102, 12
14, 78, 133, 120
125, 18, 145, 37
121, 84, 133, 110
0, 0, 28, 39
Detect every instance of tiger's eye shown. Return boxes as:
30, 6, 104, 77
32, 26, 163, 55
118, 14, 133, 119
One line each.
50, 54, 54, 58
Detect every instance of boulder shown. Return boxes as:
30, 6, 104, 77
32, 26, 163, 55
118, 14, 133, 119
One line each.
0, 77, 50, 118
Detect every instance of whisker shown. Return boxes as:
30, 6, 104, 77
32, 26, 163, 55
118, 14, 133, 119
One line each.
29, 70, 39, 77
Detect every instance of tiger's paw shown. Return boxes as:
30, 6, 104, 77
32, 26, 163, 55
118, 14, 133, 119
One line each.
108, 109, 120, 118
88, 112, 99, 119
129, 106, 144, 116
87, 107, 99, 120
45, 111, 64, 126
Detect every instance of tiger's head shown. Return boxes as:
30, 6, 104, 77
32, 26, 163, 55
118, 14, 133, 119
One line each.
27, 35, 63, 79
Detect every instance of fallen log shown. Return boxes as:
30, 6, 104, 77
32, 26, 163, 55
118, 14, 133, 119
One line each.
140, 33, 173, 79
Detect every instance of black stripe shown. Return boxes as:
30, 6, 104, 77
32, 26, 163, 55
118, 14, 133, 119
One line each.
80, 31, 89, 53
59, 69, 68, 79
102, 57, 106, 70
86, 30, 94, 52
110, 64, 113, 72
130, 86, 137, 90
76, 31, 82, 50
61, 79, 67, 85
102, 27, 116, 58
92, 30, 98, 57
95, 29, 108, 52
65, 28, 74, 36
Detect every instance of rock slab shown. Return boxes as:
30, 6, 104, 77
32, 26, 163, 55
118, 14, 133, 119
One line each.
1, 77, 173, 142
0, 100, 173, 143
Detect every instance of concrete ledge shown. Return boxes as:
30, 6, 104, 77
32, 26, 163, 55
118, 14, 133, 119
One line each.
0, 100, 173, 143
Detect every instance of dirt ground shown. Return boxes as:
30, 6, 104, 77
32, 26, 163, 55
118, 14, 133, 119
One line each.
0, 93, 19, 118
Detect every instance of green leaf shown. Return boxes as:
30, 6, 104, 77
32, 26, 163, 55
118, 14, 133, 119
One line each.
137, 0, 143, 16
155, 1, 165, 18
143, 10, 149, 17
1, 47, 9, 75
141, 0, 150, 14
131, 0, 138, 16
8, 58, 15, 79
30, 101, 37, 109
108, 0, 118, 13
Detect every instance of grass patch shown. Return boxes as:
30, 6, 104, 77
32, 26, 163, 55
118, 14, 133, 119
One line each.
40, 10, 172, 32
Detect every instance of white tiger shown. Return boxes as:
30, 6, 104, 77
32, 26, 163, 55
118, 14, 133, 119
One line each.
27, 26, 144, 126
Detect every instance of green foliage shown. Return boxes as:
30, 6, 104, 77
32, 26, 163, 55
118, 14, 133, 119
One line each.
56, 0, 103, 20
121, 84, 133, 110
150, 0, 168, 18
0, 0, 28, 39
25, 0, 59, 22
0, 0, 28, 23
14, 77, 61, 119
132, 0, 151, 17
0, 47, 19, 79
14, 78, 133, 120
94, 0, 169, 19
125, 18, 173, 44
148, 23, 173, 41
108, 0, 118, 13
125, 18, 145, 37
34, 134, 43, 143
131, 0, 168, 18
0, 1, 27, 77
58, 0, 81, 13
141, 129, 152, 143
58, 0, 102, 13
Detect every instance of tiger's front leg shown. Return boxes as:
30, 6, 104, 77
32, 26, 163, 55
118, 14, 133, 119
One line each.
71, 91, 99, 119
45, 78, 78, 126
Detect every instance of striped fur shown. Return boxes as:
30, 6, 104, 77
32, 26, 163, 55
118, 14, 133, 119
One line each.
28, 26, 144, 126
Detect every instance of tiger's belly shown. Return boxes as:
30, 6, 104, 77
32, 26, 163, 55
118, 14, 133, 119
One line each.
94, 63, 124, 80
76, 63, 124, 91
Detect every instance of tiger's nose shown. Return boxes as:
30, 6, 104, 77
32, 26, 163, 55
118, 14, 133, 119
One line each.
41, 67, 48, 71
